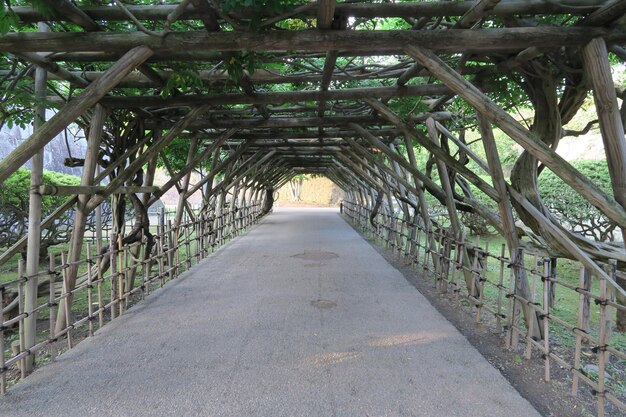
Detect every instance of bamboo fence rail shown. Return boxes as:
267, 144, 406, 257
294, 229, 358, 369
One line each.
0, 201, 263, 393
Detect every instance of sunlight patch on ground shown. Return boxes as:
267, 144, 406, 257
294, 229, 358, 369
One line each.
368, 331, 451, 347
298, 351, 362, 368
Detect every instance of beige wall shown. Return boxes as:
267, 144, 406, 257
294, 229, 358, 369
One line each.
276, 176, 344, 207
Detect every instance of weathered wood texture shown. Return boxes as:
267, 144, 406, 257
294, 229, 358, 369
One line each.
405, 44, 626, 229
9, 1, 609, 22
0, 28, 622, 54
0, 46, 153, 185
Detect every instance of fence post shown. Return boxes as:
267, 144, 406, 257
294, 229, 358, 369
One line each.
542, 257, 551, 382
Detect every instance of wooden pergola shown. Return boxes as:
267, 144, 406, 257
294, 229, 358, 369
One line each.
0, 1, 625, 415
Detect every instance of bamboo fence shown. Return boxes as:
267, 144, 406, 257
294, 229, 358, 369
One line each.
0, 201, 263, 393
342, 200, 626, 417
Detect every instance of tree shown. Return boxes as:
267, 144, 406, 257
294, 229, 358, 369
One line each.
0, 168, 96, 260
288, 174, 306, 202
539, 160, 618, 242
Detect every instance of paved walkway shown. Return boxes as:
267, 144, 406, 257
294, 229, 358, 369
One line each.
1, 208, 541, 417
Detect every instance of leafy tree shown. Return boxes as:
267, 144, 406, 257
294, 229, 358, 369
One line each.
0, 168, 110, 259
539, 160, 618, 242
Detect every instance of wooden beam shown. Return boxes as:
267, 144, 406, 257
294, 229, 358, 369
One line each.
11, 1, 608, 23
148, 128, 236, 205
318, 50, 339, 117
54, 104, 107, 336
0, 28, 621, 54
155, 115, 388, 130
0, 129, 154, 268
22, 67, 410, 88
425, 117, 479, 296
84, 105, 209, 213
454, 0, 501, 29
348, 122, 473, 212
13, 52, 89, 87
365, 98, 500, 201
396, 63, 423, 87
405, 44, 626, 229
508, 187, 626, 298
0, 45, 153, 185
38, 184, 159, 195
42, 0, 100, 31
580, 0, 626, 26
184, 143, 251, 198
96, 84, 450, 108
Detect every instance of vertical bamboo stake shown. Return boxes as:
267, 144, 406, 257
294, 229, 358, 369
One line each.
157, 232, 165, 288
142, 231, 150, 299
60, 251, 72, 350
117, 234, 124, 316
87, 242, 94, 338
96, 243, 104, 329
572, 265, 586, 396
195, 217, 202, 263
48, 253, 57, 362
168, 220, 175, 280
17, 259, 26, 379
434, 230, 443, 286
507, 248, 522, 349
542, 258, 551, 382
0, 285, 5, 394
452, 233, 463, 300
472, 250, 481, 322
441, 233, 452, 293
109, 234, 117, 320
185, 223, 192, 271
582, 267, 592, 334
414, 228, 422, 268
477, 243, 488, 322
422, 230, 431, 277
496, 244, 506, 333
525, 255, 539, 359
549, 258, 557, 308
596, 260, 615, 417
123, 243, 130, 310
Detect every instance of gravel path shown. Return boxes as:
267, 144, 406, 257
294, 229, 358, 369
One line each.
0, 208, 542, 417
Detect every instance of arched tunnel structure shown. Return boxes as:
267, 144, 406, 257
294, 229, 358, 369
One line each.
0, 1, 625, 416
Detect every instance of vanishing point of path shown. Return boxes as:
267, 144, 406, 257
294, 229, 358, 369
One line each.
0, 208, 541, 417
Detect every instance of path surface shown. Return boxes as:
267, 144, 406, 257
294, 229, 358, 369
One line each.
1, 208, 541, 417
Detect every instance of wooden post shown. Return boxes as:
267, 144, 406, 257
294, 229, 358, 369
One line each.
55, 104, 108, 335
496, 244, 506, 333
0, 284, 5, 394
582, 38, 626, 331
60, 251, 72, 349
23, 22, 48, 373
425, 118, 478, 297
109, 233, 117, 320
47, 253, 57, 363
582, 38, 626, 245
542, 258, 551, 382
16, 260, 25, 378
572, 266, 587, 395
478, 112, 542, 340
86, 242, 94, 337
596, 260, 615, 417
